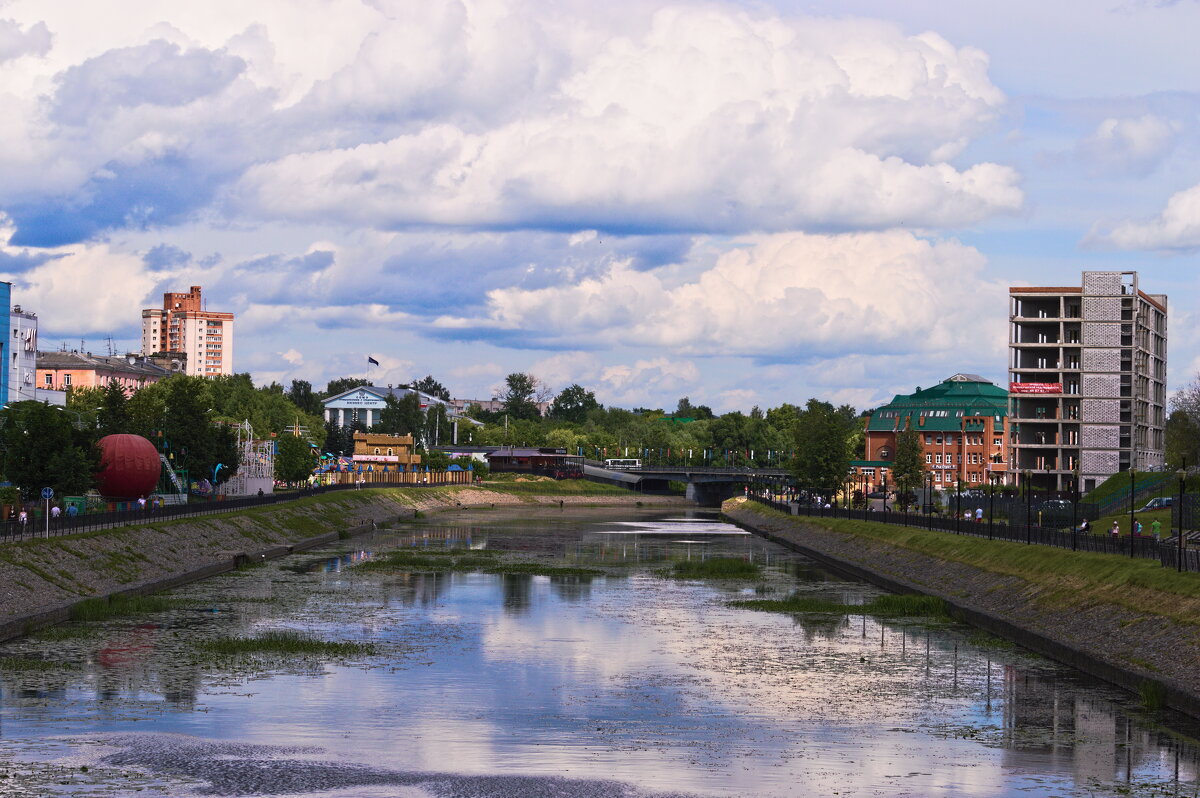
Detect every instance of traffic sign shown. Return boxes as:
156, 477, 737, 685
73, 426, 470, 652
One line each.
40, 487, 54, 500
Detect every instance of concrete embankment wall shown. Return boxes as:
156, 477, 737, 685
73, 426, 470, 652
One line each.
0, 486, 685, 644
723, 500, 1200, 721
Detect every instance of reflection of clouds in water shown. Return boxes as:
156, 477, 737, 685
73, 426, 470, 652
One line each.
59, 732, 703, 798
2, 513, 1199, 798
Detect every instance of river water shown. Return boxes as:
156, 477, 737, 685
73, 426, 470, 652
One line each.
0, 508, 1197, 797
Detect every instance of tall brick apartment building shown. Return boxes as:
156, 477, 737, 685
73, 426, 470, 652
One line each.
140, 286, 234, 377
851, 374, 1011, 491
1008, 271, 1167, 493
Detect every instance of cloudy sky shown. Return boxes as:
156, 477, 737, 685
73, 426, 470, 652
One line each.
2, 0, 1199, 411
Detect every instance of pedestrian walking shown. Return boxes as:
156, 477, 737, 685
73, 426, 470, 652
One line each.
1135, 519, 1143, 537
975, 507, 983, 523
1110, 520, 1120, 537
50, 504, 61, 519
137, 495, 147, 511
18, 509, 27, 530
1152, 519, 1162, 540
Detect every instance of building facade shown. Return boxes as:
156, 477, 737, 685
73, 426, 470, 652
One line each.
8, 305, 37, 403
1008, 271, 1167, 493
37, 351, 171, 394
852, 374, 1011, 491
141, 285, 234, 377
449, 397, 552, 417
0, 282, 12, 406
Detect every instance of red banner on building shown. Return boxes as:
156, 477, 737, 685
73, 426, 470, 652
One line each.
1009, 382, 1062, 394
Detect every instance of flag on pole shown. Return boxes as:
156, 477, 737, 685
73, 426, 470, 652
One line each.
367, 356, 380, 366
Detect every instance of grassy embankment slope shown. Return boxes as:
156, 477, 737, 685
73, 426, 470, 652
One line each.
0, 481, 666, 638
728, 498, 1200, 622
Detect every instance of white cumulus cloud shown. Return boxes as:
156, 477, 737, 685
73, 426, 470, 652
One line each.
1093, 183, 1200, 251
441, 230, 1006, 362
232, 2, 1020, 234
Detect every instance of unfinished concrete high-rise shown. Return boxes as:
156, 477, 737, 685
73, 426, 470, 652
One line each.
1008, 271, 1167, 493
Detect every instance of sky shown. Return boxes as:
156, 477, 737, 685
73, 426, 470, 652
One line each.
1, 0, 1199, 412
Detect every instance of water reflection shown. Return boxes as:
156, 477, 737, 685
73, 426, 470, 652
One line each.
0, 508, 1195, 798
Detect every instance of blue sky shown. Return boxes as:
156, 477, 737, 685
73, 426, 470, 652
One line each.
1, 0, 1199, 411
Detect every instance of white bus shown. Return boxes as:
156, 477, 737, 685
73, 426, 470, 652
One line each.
604, 458, 642, 470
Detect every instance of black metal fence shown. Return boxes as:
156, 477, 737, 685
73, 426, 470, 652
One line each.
746, 495, 1200, 573
0, 481, 443, 544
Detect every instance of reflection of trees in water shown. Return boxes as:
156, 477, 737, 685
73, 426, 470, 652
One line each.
502, 574, 533, 614
549, 575, 593, 603
392, 526, 479, 551
388, 572, 451, 607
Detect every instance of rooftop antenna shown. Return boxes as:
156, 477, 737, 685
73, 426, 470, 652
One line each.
106, 336, 115, 356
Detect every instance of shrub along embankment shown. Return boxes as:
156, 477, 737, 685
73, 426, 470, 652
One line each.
0, 483, 683, 643
723, 496, 1200, 719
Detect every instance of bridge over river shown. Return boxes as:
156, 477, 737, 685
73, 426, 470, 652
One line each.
583, 461, 793, 505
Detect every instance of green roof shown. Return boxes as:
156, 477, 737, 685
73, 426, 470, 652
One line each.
866, 374, 1008, 433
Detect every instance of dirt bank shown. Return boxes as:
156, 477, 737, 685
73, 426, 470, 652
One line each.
0, 485, 685, 642
723, 497, 1200, 720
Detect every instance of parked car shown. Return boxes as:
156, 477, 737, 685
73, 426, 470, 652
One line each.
1136, 497, 1173, 512
866, 491, 887, 499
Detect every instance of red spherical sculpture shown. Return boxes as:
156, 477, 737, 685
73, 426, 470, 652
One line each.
96, 434, 161, 499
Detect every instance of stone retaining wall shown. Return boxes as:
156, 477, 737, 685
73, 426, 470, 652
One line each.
723, 500, 1200, 720
0, 486, 685, 643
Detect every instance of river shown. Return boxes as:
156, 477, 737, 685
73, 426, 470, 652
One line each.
0, 507, 1196, 797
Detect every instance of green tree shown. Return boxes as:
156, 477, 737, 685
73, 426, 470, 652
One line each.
891, 427, 925, 509
161, 376, 240, 484
498, 372, 542, 421
325, 377, 371, 397
550, 384, 599, 423
286, 379, 322, 415
2, 401, 96, 498
790, 399, 854, 495
275, 435, 317, 483
97, 380, 131, 437
1166, 409, 1200, 469
411, 375, 450, 400
378, 392, 425, 442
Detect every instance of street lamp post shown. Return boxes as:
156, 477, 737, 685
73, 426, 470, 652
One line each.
1071, 468, 1080, 552
1023, 469, 1032, 544
1129, 467, 1136, 559
955, 478, 961, 534
1178, 463, 1187, 573
988, 473, 996, 541
926, 472, 933, 530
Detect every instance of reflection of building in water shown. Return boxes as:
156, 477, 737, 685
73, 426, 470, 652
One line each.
549, 574, 594, 603
502, 574, 533, 614
996, 666, 1198, 787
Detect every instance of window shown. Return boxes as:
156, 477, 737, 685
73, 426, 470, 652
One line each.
946, 435, 954, 445
936, 436, 943, 444
994, 438, 1002, 446
934, 472, 942, 483
44, 373, 51, 386
926, 454, 932, 463
64, 374, 72, 387
934, 454, 941, 464
925, 435, 933, 444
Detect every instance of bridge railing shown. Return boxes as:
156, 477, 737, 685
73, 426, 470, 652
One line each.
743, 495, 1200, 573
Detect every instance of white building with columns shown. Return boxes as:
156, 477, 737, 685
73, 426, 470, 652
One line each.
322, 385, 481, 443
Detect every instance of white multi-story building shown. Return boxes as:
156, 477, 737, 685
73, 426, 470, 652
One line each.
9, 305, 37, 402
1008, 271, 1167, 493
140, 285, 234, 377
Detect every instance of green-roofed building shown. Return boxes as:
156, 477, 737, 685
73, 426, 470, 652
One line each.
851, 374, 1012, 492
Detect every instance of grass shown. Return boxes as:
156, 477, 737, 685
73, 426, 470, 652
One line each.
482, 479, 633, 496
729, 498, 1200, 624
198, 630, 376, 657
482, 563, 604, 576
0, 656, 64, 672
68, 594, 183, 622
1091, 508, 1171, 537
670, 557, 761, 579
1138, 680, 1167, 710
731, 593, 947, 617
1086, 471, 1172, 505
